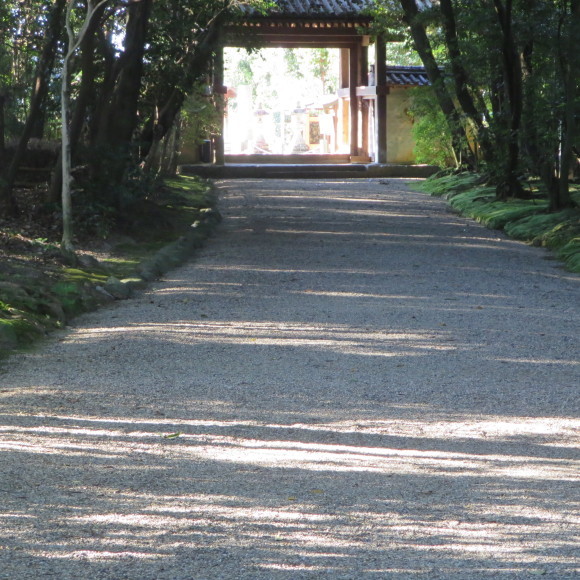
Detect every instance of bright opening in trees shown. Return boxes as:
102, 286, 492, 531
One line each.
223, 47, 340, 155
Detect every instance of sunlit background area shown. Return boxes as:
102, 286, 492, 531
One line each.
224, 48, 342, 155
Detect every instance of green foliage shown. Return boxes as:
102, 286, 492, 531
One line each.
284, 49, 304, 80
417, 172, 483, 197
308, 48, 336, 94
180, 85, 222, 147
559, 238, 580, 271
408, 87, 456, 167
51, 281, 85, 316
448, 191, 548, 229
0, 317, 43, 352
386, 42, 422, 66
504, 211, 579, 246
373, 0, 578, 204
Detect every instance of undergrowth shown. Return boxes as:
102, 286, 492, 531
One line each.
0, 175, 217, 357
417, 173, 580, 273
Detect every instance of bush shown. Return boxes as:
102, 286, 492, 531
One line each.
408, 87, 456, 168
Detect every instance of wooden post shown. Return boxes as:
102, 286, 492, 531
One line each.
339, 48, 349, 89
349, 44, 360, 157
361, 100, 369, 160
375, 35, 388, 163
359, 44, 369, 160
214, 43, 225, 165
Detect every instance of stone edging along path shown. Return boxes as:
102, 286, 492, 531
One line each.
0, 202, 222, 356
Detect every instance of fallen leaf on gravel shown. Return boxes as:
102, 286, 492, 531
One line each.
163, 432, 182, 439
310, 489, 324, 494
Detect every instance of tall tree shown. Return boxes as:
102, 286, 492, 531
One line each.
438, 0, 492, 163
380, 0, 577, 205
554, 0, 579, 209
48, 0, 109, 204
397, 0, 474, 166
491, 0, 525, 198
60, 0, 112, 253
91, 0, 153, 194
138, 1, 261, 172
0, 0, 66, 216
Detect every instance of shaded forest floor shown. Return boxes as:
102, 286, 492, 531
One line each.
0, 175, 218, 356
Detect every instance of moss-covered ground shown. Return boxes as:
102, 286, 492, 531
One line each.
0, 175, 219, 357
416, 173, 580, 273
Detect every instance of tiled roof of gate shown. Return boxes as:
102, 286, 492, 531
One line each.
241, 0, 375, 18
387, 66, 430, 86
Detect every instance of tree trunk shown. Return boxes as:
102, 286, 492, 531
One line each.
61, 0, 111, 252
167, 117, 182, 176
61, 39, 74, 252
48, 2, 105, 204
438, 0, 493, 163
0, 0, 66, 216
553, 0, 580, 210
89, 26, 118, 147
493, 0, 525, 199
398, 0, 472, 166
93, 0, 152, 192
160, 115, 181, 177
0, 93, 5, 173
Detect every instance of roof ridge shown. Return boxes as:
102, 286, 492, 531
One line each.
240, 0, 375, 18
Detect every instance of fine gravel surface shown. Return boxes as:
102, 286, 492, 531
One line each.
0, 178, 579, 580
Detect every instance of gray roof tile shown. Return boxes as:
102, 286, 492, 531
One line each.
242, 0, 375, 18
386, 66, 430, 86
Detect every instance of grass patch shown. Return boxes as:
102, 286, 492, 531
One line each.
416, 172, 484, 197
0, 316, 45, 349
63, 268, 109, 284
417, 173, 580, 273
100, 256, 142, 279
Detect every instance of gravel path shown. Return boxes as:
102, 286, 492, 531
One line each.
1, 178, 579, 579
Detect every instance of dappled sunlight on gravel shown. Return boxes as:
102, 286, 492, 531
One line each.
1, 178, 578, 578
1, 409, 578, 576
62, 320, 459, 360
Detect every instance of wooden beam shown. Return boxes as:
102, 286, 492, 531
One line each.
338, 86, 390, 98
226, 35, 360, 48
359, 42, 368, 86
224, 22, 371, 48
225, 24, 368, 36
236, 39, 359, 48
